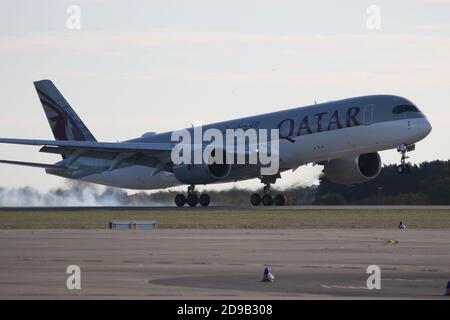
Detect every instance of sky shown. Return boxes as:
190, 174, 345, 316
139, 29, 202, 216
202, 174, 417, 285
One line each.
0, 0, 449, 192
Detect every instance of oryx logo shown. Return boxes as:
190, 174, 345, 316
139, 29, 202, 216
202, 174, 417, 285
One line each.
36, 89, 85, 141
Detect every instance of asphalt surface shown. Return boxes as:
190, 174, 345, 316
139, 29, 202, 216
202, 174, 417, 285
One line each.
0, 205, 449, 211
0, 229, 448, 299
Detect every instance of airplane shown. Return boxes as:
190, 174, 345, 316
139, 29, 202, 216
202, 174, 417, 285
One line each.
0, 80, 432, 207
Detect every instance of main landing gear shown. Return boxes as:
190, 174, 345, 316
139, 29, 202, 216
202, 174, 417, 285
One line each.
250, 174, 286, 206
396, 144, 415, 175
175, 185, 210, 207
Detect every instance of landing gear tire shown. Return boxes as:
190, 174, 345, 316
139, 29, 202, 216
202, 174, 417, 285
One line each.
254, 175, 285, 206
262, 194, 273, 206
187, 193, 199, 207
250, 193, 261, 206
199, 193, 210, 207
175, 194, 186, 207
274, 194, 286, 206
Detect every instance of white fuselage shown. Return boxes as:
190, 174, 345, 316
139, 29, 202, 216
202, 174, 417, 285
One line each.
80, 117, 431, 190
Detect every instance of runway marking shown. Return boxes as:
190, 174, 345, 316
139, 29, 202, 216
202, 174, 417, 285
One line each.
321, 285, 367, 290
420, 269, 440, 272
386, 239, 399, 245
384, 278, 432, 282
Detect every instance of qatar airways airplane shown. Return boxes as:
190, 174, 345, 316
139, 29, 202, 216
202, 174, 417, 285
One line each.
0, 80, 431, 207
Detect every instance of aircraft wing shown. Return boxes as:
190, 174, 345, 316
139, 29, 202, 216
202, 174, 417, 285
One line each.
0, 138, 176, 173
0, 138, 276, 174
0, 138, 174, 153
0, 159, 66, 170
0, 138, 261, 157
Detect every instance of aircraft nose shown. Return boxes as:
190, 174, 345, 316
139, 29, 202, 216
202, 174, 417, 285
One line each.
419, 117, 432, 138
423, 118, 433, 136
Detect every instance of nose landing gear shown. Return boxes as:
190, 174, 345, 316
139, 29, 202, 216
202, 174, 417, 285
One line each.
396, 144, 415, 175
250, 174, 286, 206
175, 185, 210, 207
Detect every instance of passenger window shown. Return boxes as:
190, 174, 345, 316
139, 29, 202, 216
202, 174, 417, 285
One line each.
392, 105, 419, 114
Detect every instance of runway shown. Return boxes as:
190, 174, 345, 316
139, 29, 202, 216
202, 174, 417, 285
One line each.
0, 229, 448, 299
0, 205, 449, 211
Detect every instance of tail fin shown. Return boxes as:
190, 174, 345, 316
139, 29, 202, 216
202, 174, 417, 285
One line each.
33, 80, 96, 142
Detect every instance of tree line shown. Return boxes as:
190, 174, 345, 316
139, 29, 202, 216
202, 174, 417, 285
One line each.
315, 160, 450, 205
125, 160, 449, 205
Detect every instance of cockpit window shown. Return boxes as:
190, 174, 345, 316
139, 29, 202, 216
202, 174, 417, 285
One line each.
392, 104, 419, 114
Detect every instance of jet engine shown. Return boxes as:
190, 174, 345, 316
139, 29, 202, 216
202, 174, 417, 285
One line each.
323, 152, 382, 186
173, 163, 232, 184
172, 147, 233, 184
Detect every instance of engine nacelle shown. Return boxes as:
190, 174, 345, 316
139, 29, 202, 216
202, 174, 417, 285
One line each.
323, 152, 382, 186
173, 163, 232, 184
